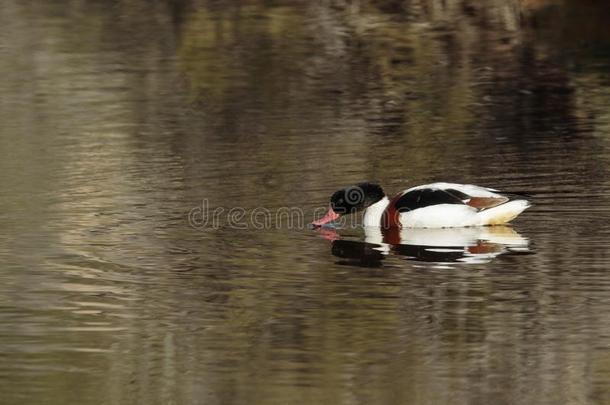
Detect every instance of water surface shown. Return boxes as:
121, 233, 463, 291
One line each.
1, 1, 610, 404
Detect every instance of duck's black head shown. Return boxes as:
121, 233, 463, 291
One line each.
312, 182, 386, 227
330, 183, 385, 214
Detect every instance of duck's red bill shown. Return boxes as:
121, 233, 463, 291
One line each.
311, 207, 340, 227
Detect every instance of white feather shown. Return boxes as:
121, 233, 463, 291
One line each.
477, 200, 531, 225
361, 183, 530, 228
399, 204, 480, 228
406, 182, 502, 198
363, 196, 390, 227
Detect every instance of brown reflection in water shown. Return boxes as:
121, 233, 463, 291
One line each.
1, 1, 610, 405
170, 0, 609, 192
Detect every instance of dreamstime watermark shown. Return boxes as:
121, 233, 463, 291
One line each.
187, 200, 365, 230
188, 200, 302, 229
188, 200, 320, 230
186, 185, 401, 230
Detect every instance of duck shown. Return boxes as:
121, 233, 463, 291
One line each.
311, 182, 530, 229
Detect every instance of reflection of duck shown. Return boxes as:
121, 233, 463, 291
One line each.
312, 182, 530, 228
331, 240, 386, 267
322, 226, 530, 265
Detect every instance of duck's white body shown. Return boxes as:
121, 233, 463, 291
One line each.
363, 182, 530, 229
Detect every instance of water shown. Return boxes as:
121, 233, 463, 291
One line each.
1, 1, 609, 404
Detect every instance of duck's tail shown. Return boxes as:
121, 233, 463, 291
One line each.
478, 200, 531, 226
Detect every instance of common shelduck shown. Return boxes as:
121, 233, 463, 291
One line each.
311, 182, 530, 229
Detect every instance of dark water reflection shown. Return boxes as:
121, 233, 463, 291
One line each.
1, 0, 610, 404
326, 226, 530, 266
